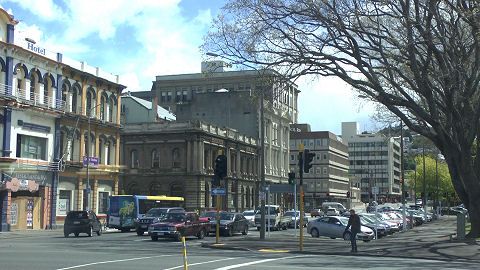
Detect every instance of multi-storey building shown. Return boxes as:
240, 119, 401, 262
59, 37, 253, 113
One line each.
342, 122, 402, 203
289, 124, 352, 210
133, 63, 299, 205
120, 117, 259, 212
0, 9, 124, 231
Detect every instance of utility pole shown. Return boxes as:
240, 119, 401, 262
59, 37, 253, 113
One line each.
298, 143, 304, 251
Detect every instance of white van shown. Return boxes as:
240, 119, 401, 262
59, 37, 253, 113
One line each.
321, 202, 347, 214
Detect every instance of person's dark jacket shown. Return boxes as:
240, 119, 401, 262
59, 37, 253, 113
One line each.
345, 214, 361, 234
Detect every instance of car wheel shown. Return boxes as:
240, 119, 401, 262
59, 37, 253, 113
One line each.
74, 233, 79, 237
227, 228, 233, 237
242, 226, 248, 235
197, 229, 206, 239
88, 226, 93, 237
97, 227, 102, 236
343, 231, 352, 241
64, 232, 69, 238
151, 235, 158, 241
136, 230, 144, 236
363, 240, 370, 242
311, 228, 319, 238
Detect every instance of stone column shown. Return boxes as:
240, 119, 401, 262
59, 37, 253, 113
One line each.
77, 178, 83, 210
93, 178, 98, 213
186, 140, 192, 173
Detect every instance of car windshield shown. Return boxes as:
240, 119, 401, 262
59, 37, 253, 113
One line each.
145, 208, 167, 217
219, 213, 235, 220
243, 211, 255, 216
337, 217, 349, 226
161, 213, 186, 222
201, 212, 218, 219
67, 211, 88, 219
284, 211, 299, 217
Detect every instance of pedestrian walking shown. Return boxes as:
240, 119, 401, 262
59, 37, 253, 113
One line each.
344, 209, 361, 252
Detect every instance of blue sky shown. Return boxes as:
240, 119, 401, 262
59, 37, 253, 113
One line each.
0, 0, 377, 135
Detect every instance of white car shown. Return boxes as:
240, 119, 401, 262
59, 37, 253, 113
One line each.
242, 210, 257, 227
307, 216, 374, 241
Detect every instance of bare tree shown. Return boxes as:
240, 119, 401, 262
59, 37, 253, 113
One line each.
202, 0, 480, 237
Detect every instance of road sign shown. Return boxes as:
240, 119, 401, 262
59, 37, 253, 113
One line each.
269, 184, 295, 193
211, 188, 226, 195
372, 187, 378, 194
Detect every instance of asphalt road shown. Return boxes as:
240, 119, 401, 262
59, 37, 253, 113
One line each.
1, 226, 479, 270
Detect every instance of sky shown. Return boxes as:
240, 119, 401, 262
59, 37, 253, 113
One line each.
0, 0, 377, 135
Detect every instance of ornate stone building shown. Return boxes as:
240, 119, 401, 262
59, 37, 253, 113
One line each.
120, 120, 259, 212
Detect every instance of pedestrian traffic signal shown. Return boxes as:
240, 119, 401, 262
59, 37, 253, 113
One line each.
214, 154, 227, 179
346, 191, 350, 198
288, 172, 295, 185
303, 149, 315, 173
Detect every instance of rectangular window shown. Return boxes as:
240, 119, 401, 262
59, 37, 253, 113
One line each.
182, 90, 188, 101
167, 91, 172, 102
323, 167, 328, 175
176, 91, 181, 102
98, 192, 109, 214
322, 139, 328, 146
161, 92, 166, 102
192, 90, 197, 100
290, 154, 295, 161
58, 190, 71, 215
16, 135, 47, 160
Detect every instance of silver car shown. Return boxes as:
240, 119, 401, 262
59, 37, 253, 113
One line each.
307, 216, 374, 242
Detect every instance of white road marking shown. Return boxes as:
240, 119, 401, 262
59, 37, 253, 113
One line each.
214, 255, 311, 270
55, 255, 174, 270
163, 257, 237, 270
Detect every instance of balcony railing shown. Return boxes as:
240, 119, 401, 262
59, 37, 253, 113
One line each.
0, 83, 66, 112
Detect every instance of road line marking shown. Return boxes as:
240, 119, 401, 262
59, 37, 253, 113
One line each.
163, 258, 237, 270
55, 255, 174, 270
214, 255, 310, 270
258, 249, 290, 253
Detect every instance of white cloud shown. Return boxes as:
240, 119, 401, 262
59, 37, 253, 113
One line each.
5, 0, 62, 20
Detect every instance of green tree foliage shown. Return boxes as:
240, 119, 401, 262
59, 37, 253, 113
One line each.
406, 156, 453, 201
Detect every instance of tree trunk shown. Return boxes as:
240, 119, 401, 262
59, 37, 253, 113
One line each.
444, 146, 480, 239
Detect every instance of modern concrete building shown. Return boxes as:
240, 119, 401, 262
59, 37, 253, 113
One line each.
289, 124, 353, 211
0, 8, 124, 231
342, 122, 402, 203
120, 119, 259, 212
133, 64, 299, 193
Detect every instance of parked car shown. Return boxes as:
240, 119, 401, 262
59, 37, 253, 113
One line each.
284, 211, 308, 228
358, 215, 388, 237
359, 213, 395, 234
254, 205, 289, 231
210, 212, 249, 236
135, 207, 184, 236
307, 216, 374, 241
148, 212, 210, 241
242, 210, 257, 227
64, 210, 102, 238
310, 209, 324, 217
325, 207, 339, 216
199, 210, 226, 222
321, 202, 347, 214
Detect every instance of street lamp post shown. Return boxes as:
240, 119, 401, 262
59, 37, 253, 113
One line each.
423, 145, 427, 221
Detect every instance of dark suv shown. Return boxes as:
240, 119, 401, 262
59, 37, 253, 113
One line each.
135, 207, 184, 235
64, 210, 102, 238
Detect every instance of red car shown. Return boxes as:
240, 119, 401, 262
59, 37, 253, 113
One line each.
310, 209, 324, 217
148, 212, 210, 241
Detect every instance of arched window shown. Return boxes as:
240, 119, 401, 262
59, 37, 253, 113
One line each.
98, 139, 104, 164
130, 149, 138, 168
151, 149, 159, 168
204, 183, 210, 208
61, 83, 68, 111
100, 95, 106, 121
150, 182, 162, 195
172, 148, 180, 168
72, 85, 80, 113
106, 141, 111, 165
108, 97, 114, 122
246, 187, 250, 209
30, 74, 37, 101
170, 184, 183, 197
44, 77, 51, 106
86, 91, 93, 116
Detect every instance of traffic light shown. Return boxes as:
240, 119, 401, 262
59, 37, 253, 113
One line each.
386, 189, 389, 194
428, 192, 432, 197
451, 192, 455, 198
303, 149, 315, 173
214, 154, 227, 179
288, 172, 295, 185
404, 191, 409, 198
211, 175, 220, 187
326, 191, 330, 197
400, 179, 403, 184
346, 191, 350, 198
421, 192, 425, 198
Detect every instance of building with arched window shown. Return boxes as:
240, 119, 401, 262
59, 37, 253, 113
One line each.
120, 97, 259, 212
0, 8, 124, 231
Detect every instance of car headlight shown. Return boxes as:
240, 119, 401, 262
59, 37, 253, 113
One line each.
169, 226, 177, 231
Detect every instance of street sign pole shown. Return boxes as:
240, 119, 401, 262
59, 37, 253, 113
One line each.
294, 183, 297, 238
299, 143, 304, 251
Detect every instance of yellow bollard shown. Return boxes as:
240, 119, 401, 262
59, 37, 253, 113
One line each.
182, 236, 188, 270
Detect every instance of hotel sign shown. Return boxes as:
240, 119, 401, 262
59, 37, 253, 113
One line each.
27, 42, 46, 56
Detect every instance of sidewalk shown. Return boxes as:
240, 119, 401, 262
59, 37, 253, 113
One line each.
0, 227, 117, 239
202, 216, 479, 262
